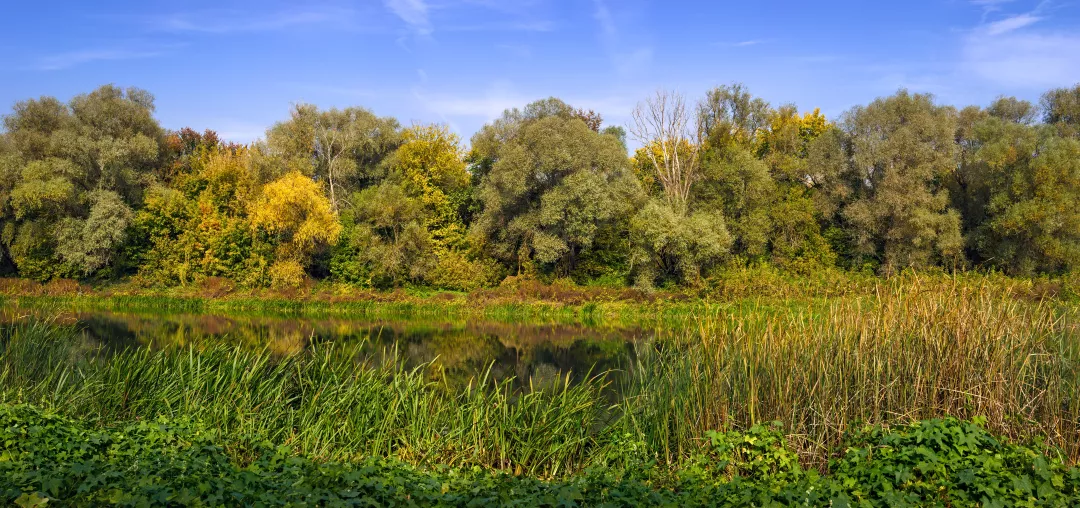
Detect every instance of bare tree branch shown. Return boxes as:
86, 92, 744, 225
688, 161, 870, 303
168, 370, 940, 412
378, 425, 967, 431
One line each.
628, 89, 701, 213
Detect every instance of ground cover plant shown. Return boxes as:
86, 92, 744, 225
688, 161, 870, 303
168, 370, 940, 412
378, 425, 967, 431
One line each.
2, 404, 1080, 506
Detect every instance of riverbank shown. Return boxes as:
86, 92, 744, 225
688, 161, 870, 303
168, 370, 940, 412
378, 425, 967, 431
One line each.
2, 265, 1077, 323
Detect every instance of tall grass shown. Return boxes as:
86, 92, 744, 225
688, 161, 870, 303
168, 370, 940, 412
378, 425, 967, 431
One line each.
2, 277, 1078, 477
617, 279, 1080, 468
0, 321, 606, 478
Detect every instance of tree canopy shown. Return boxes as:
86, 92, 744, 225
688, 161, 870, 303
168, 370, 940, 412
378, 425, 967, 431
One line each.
2, 83, 1079, 289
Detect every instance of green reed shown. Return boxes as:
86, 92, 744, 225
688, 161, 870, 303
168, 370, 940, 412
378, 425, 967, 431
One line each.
0, 321, 606, 478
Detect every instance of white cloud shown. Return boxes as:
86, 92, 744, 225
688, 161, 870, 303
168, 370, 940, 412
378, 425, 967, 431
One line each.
962, 2, 1080, 89
36, 48, 168, 70
151, 7, 356, 34
384, 0, 432, 35
714, 39, 774, 48
963, 31, 1080, 88
442, 21, 554, 32
984, 13, 1041, 35
592, 0, 617, 40
970, 0, 1017, 17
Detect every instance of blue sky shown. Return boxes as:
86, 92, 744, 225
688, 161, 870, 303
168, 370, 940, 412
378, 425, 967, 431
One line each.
2, 0, 1078, 143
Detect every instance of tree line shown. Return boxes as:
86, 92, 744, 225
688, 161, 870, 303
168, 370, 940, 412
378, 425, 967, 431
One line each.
1, 83, 1078, 290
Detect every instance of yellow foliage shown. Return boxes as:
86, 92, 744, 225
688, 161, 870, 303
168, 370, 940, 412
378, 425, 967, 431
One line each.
184, 146, 257, 213
392, 124, 470, 247
250, 171, 342, 262
269, 259, 306, 289
798, 108, 829, 143
757, 107, 831, 161
632, 138, 698, 197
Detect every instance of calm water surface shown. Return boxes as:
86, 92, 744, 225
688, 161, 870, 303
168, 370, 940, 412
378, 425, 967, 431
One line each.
5, 307, 673, 391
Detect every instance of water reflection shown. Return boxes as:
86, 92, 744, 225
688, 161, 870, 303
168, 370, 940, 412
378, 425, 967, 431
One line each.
4, 308, 652, 391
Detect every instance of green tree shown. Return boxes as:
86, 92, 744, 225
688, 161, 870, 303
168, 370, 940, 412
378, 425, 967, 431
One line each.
754, 106, 835, 266
331, 182, 434, 288
839, 90, 963, 272
0, 85, 164, 279
698, 83, 771, 150
964, 118, 1080, 274
695, 147, 775, 258
471, 99, 641, 276
629, 198, 732, 287
1041, 84, 1080, 138
256, 104, 401, 207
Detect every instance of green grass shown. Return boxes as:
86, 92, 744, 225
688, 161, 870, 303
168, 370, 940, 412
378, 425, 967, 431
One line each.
0, 319, 607, 478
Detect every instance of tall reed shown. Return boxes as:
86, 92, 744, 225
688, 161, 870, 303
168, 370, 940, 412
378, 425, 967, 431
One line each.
617, 279, 1080, 468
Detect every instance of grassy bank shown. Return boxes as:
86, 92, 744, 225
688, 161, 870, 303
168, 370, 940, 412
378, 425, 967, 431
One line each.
2, 266, 1078, 325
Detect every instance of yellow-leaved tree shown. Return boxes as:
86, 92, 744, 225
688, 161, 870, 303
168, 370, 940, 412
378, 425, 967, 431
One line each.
392, 124, 471, 247
250, 171, 342, 288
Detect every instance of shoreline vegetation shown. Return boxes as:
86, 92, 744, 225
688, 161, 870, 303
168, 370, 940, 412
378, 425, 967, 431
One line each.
1, 265, 1078, 319
2, 273, 1079, 504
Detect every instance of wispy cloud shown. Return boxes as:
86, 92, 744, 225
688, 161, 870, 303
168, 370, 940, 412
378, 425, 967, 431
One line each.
714, 39, 774, 48
970, 0, 1018, 21
384, 0, 432, 35
413, 81, 530, 120
149, 7, 356, 34
984, 13, 1041, 35
442, 21, 554, 32
592, 0, 652, 76
970, 0, 1017, 9
962, 2, 1080, 88
593, 0, 617, 40
35, 47, 173, 71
